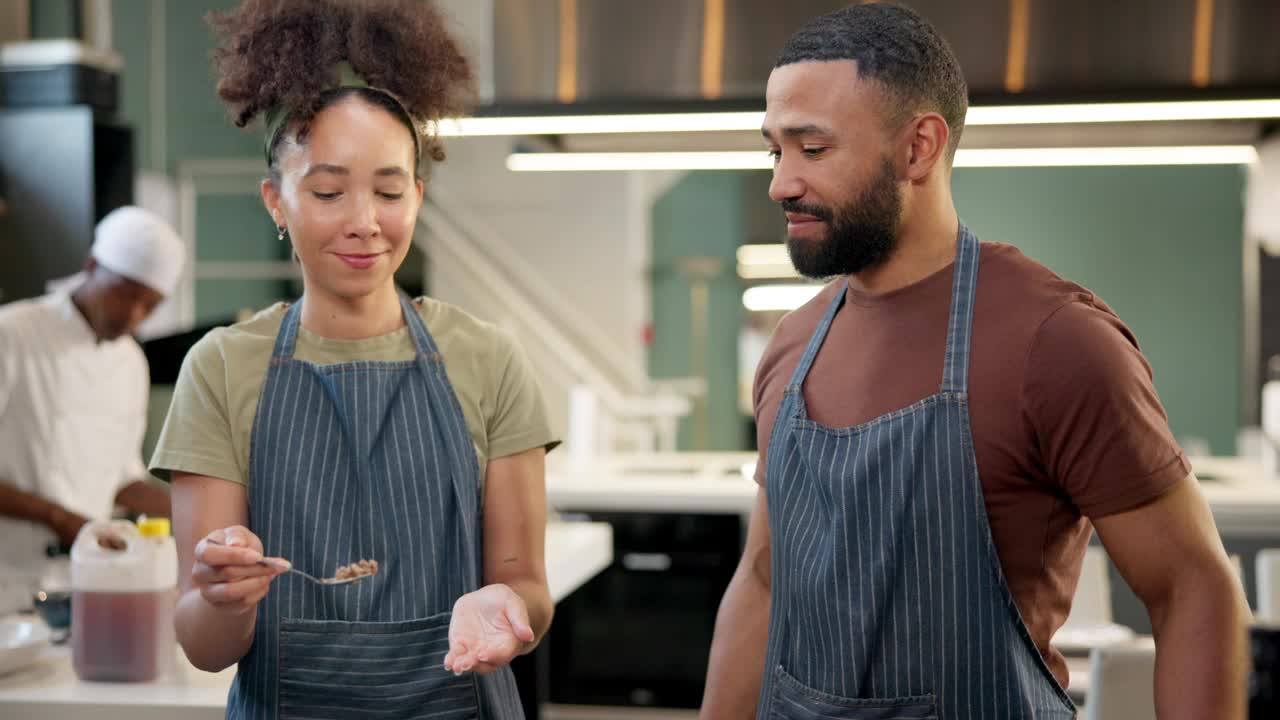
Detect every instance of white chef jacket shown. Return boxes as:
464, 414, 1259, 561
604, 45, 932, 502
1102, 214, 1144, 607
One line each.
0, 291, 149, 612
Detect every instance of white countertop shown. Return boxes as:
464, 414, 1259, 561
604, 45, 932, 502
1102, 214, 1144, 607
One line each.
548, 453, 760, 514
548, 453, 1280, 535
543, 522, 614, 601
0, 521, 612, 720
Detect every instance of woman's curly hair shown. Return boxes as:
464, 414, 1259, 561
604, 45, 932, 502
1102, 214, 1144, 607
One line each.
208, 0, 475, 166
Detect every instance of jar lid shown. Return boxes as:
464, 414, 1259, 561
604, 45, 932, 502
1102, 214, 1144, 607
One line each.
138, 517, 171, 537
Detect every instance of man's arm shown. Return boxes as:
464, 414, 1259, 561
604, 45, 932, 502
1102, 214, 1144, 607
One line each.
0, 476, 169, 550
701, 488, 771, 720
115, 479, 171, 518
0, 481, 88, 547
1094, 473, 1251, 720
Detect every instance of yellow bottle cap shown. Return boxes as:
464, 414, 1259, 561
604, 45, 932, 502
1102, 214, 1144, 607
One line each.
137, 517, 171, 537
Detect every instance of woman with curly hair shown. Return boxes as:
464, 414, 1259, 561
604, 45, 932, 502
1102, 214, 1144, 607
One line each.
149, 2, 557, 717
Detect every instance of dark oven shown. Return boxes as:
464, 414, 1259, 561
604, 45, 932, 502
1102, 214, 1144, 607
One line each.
548, 512, 743, 709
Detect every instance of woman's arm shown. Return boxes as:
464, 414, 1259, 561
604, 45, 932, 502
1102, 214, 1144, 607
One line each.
444, 447, 551, 674
171, 472, 285, 672
482, 446, 552, 649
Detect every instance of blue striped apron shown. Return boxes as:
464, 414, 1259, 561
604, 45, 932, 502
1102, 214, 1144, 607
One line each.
227, 295, 524, 720
758, 225, 1076, 719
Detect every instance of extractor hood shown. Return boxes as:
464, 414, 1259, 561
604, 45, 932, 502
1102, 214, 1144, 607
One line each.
491, 0, 1280, 108
459, 0, 1280, 148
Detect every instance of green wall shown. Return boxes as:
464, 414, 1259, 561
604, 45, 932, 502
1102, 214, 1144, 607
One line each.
113, 0, 263, 172
953, 165, 1245, 456
113, 0, 284, 325
652, 167, 1244, 454
30, 0, 76, 39
112, 0, 156, 171
650, 173, 746, 451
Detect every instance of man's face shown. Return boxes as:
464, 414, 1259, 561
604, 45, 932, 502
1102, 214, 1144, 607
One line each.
762, 60, 905, 279
84, 262, 165, 341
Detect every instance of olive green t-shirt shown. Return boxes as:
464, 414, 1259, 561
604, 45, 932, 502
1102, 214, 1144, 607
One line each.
149, 297, 558, 489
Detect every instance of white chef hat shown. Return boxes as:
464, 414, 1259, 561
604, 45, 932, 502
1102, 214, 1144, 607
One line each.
91, 206, 186, 296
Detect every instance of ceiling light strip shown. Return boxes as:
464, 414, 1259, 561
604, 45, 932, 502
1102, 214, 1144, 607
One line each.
506, 145, 1258, 172
438, 99, 1280, 137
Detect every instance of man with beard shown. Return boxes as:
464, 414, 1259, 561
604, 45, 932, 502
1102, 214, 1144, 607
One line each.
700, 4, 1248, 719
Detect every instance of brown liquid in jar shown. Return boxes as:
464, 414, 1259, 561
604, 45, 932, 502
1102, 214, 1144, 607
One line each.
71, 589, 175, 682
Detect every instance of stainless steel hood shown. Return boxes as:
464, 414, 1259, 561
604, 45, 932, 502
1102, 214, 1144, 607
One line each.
491, 0, 1280, 108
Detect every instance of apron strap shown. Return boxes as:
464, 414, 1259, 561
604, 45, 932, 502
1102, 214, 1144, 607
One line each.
400, 294, 444, 358
270, 300, 306, 361
405, 294, 485, 591
782, 281, 848, 396
940, 223, 981, 394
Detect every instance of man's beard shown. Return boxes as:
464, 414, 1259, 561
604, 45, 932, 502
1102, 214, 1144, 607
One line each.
783, 158, 902, 279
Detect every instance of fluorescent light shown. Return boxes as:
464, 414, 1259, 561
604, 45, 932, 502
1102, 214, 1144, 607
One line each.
506, 151, 767, 171
967, 99, 1280, 125
737, 244, 798, 279
740, 262, 799, 280
507, 145, 1257, 172
437, 112, 764, 137
737, 244, 790, 266
956, 145, 1259, 167
743, 284, 823, 312
440, 99, 1280, 137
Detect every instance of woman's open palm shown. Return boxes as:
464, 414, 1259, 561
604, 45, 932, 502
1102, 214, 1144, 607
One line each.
444, 584, 535, 675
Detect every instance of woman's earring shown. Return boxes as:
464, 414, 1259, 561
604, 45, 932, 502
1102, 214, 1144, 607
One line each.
277, 225, 287, 242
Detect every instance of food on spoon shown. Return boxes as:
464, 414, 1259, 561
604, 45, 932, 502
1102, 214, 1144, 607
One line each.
334, 559, 379, 580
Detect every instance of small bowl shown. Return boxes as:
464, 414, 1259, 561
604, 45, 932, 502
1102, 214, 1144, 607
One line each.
32, 590, 71, 637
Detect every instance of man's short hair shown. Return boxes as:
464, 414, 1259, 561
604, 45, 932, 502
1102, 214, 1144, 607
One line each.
776, 2, 969, 160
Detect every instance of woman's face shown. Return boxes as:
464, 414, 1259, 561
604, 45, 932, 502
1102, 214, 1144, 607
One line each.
263, 96, 423, 302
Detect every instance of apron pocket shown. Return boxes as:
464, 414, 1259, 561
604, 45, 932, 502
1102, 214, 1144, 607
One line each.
769, 665, 938, 720
278, 611, 479, 720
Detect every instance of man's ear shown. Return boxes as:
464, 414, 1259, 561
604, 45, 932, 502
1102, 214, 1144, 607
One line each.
905, 112, 951, 182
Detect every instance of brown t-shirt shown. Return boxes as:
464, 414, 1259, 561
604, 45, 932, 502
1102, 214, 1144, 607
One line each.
753, 241, 1189, 688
